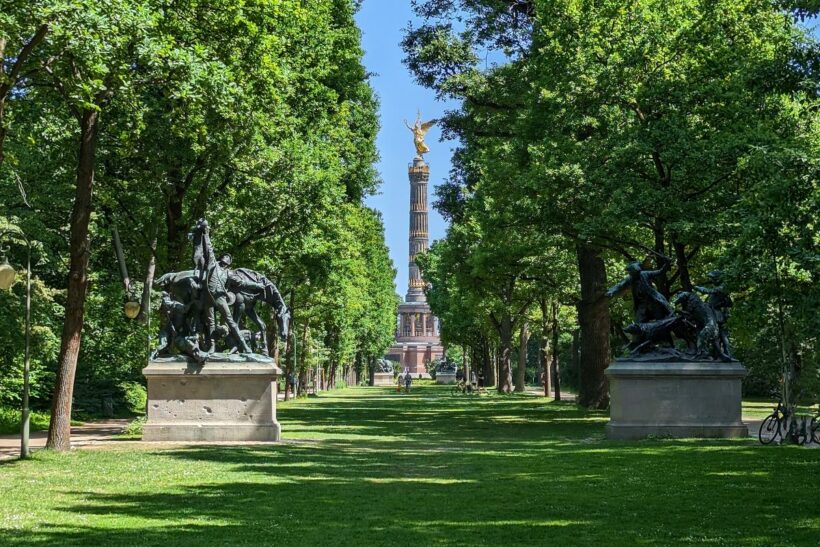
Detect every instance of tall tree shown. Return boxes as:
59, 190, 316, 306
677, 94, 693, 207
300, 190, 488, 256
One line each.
32, 1, 158, 450
0, 0, 397, 438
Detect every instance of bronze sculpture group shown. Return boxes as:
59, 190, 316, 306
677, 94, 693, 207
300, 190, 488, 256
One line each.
152, 219, 290, 364
374, 359, 394, 374
608, 261, 734, 362
434, 358, 458, 375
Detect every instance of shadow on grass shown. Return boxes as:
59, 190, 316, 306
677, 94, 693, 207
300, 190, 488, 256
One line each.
0, 385, 817, 546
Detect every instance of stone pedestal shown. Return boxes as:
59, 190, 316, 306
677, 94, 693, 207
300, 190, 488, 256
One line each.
373, 372, 395, 386
142, 357, 281, 442
436, 373, 457, 385
605, 360, 747, 440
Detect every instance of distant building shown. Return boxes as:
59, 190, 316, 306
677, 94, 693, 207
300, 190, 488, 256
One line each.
385, 156, 444, 377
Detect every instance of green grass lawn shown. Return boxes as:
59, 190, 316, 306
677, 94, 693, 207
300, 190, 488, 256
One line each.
742, 398, 819, 420
1, 385, 817, 546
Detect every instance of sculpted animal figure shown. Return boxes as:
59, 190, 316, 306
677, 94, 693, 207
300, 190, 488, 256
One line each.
623, 316, 679, 354
229, 268, 290, 355
672, 291, 731, 361
156, 266, 289, 356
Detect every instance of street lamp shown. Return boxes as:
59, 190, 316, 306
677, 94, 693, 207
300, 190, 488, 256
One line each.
123, 299, 141, 320
112, 224, 141, 320
0, 228, 33, 459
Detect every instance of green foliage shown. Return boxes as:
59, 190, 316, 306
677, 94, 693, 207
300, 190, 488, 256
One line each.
405, 0, 819, 399
119, 381, 147, 416
0, 0, 396, 414
120, 415, 145, 438
0, 405, 50, 435
0, 221, 61, 408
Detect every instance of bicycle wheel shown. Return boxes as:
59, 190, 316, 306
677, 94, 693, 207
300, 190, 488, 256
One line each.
791, 417, 811, 446
811, 416, 820, 445
450, 385, 460, 396
758, 414, 781, 445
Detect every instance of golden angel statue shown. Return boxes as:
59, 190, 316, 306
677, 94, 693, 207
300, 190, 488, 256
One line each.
404, 112, 437, 157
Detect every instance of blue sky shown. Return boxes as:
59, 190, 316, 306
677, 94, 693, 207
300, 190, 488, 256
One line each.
355, 1, 457, 299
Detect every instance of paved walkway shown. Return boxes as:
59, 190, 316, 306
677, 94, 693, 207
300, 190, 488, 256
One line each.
0, 419, 129, 461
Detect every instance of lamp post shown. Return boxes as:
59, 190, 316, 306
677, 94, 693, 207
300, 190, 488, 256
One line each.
112, 224, 141, 320
0, 228, 32, 459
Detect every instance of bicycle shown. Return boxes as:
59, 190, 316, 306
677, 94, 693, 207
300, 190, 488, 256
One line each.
758, 398, 812, 445
810, 409, 820, 445
450, 380, 488, 396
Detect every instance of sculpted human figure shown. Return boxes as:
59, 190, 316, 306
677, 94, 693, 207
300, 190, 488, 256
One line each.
672, 291, 731, 361
153, 291, 185, 358
404, 112, 436, 157
606, 260, 673, 323
190, 220, 265, 353
152, 291, 209, 364
694, 270, 734, 360
202, 247, 265, 353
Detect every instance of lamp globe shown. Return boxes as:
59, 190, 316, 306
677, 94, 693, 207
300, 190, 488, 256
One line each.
123, 301, 141, 319
0, 258, 16, 291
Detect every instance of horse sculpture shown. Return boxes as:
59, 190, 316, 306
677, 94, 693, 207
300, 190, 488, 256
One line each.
230, 268, 290, 355
151, 218, 291, 362
156, 267, 289, 357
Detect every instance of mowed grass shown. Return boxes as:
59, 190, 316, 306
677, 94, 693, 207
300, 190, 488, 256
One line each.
0, 385, 817, 546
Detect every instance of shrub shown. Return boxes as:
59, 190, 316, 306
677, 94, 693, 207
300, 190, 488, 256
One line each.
119, 381, 147, 415
121, 416, 146, 438
0, 406, 51, 435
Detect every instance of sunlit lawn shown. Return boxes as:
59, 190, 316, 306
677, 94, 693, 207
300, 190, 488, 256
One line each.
0, 385, 817, 546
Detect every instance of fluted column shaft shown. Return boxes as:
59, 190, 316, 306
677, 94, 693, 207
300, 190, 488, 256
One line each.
407, 157, 430, 302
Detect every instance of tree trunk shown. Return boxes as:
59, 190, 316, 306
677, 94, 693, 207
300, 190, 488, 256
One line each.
165, 174, 188, 269
481, 338, 495, 387
576, 244, 610, 409
653, 224, 671, 297
47, 109, 100, 450
297, 323, 309, 396
354, 352, 362, 386
283, 292, 295, 401
329, 362, 337, 389
137, 237, 157, 323
268, 308, 279, 361
539, 299, 552, 397
673, 241, 692, 291
497, 314, 514, 393
550, 300, 560, 403
515, 321, 528, 392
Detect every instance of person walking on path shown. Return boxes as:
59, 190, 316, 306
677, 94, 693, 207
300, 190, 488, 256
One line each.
404, 371, 412, 394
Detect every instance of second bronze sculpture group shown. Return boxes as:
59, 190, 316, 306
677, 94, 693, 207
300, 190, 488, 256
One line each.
152, 219, 291, 364
608, 262, 734, 362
